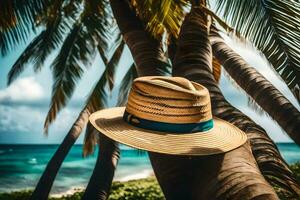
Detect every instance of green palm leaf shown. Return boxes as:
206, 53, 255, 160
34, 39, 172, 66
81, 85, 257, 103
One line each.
117, 63, 137, 106
44, 23, 95, 134
216, 0, 300, 103
0, 0, 48, 55
43, 0, 113, 133
131, 0, 189, 38
83, 70, 108, 157
7, 32, 45, 85
106, 40, 125, 90
7, 12, 69, 85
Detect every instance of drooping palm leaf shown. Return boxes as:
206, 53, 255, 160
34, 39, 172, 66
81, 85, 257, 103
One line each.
0, 0, 48, 55
215, 0, 300, 103
212, 57, 221, 82
83, 122, 98, 157
83, 62, 118, 156
110, 0, 170, 77
171, 6, 300, 197
117, 63, 137, 106
85, 0, 111, 55
164, 6, 279, 199
7, 32, 45, 85
43, 0, 114, 133
106, 40, 125, 90
0, 0, 17, 30
44, 23, 95, 134
210, 26, 300, 145
7, 9, 70, 84
130, 0, 189, 38
85, 70, 108, 115
7, 0, 82, 85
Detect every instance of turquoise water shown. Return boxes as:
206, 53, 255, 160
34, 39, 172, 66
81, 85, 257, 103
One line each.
0, 143, 299, 194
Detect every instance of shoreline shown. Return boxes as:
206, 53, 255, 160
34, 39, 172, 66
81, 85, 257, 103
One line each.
0, 170, 155, 198
0, 162, 299, 200
50, 170, 154, 198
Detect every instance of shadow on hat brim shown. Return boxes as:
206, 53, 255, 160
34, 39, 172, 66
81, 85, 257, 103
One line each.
89, 107, 247, 156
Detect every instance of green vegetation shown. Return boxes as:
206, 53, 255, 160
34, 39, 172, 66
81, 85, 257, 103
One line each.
1, 162, 300, 200
0, 178, 164, 200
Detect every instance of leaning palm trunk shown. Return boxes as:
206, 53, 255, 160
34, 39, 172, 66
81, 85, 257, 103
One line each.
169, 7, 300, 199
210, 27, 300, 145
31, 109, 90, 200
149, 7, 279, 200
80, 1, 170, 199
109, 0, 169, 77
82, 123, 120, 200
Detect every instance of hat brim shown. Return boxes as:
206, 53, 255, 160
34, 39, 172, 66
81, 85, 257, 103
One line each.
89, 107, 247, 156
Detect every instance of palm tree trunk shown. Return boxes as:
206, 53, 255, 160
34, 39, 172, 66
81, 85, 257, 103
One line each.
149, 7, 279, 200
79, 1, 170, 199
210, 27, 300, 145
109, 0, 169, 77
170, 7, 300, 199
30, 109, 90, 200
82, 129, 120, 200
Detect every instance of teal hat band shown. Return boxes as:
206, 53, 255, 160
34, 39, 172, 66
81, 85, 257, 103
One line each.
123, 111, 213, 133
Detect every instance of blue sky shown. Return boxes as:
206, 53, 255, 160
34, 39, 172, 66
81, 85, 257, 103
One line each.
0, 33, 298, 144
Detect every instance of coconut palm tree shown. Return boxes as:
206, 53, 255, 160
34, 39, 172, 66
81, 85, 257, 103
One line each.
1, 0, 300, 199
210, 27, 300, 144
108, 1, 300, 199
170, 4, 300, 198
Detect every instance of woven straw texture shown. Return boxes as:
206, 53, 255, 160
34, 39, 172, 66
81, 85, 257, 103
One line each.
90, 76, 247, 155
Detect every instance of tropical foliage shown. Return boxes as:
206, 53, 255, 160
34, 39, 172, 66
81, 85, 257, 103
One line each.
1, 0, 300, 199
1, 161, 300, 200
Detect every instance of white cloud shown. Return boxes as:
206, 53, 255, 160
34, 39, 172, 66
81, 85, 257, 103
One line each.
0, 77, 44, 102
0, 103, 83, 144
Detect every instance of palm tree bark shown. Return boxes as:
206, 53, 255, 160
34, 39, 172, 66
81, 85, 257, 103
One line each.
169, 7, 300, 199
31, 109, 90, 200
82, 126, 120, 200
109, 0, 169, 77
209, 27, 300, 145
80, 1, 170, 199
149, 7, 279, 200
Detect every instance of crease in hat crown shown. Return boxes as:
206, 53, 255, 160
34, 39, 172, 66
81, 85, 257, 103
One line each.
88, 76, 248, 155
125, 76, 213, 124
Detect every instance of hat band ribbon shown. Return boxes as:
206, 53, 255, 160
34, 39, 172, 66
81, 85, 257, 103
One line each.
123, 111, 213, 133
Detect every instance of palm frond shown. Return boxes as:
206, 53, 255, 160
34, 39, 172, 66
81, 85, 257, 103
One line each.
130, 0, 189, 38
106, 40, 125, 91
85, 0, 111, 51
7, 31, 45, 85
83, 67, 109, 157
43, 0, 114, 133
83, 121, 99, 157
0, 0, 17, 30
0, 0, 48, 55
7, 0, 80, 84
7, 15, 69, 85
216, 0, 300, 103
85, 70, 108, 114
117, 63, 137, 106
212, 57, 221, 83
44, 22, 96, 134
211, 26, 300, 145
32, 0, 75, 72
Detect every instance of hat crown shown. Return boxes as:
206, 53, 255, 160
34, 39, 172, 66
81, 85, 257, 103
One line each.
126, 76, 212, 124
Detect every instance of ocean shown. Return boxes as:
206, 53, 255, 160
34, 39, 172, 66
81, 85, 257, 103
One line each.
0, 143, 299, 195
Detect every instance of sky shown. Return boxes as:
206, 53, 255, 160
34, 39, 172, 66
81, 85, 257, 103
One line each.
0, 33, 298, 144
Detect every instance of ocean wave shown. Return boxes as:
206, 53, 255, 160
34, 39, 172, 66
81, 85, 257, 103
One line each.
116, 169, 153, 182
27, 158, 37, 164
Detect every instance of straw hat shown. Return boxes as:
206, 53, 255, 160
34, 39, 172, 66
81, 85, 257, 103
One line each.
90, 76, 247, 155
